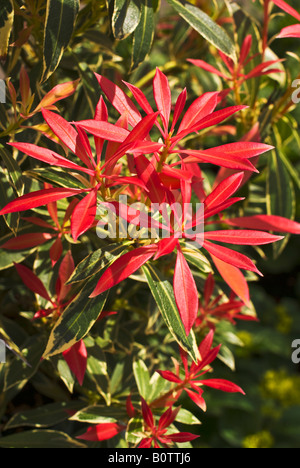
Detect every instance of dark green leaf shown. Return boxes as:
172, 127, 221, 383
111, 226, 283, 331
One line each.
166, 0, 236, 60
112, 0, 141, 40
142, 264, 199, 362
42, 0, 80, 81
131, 0, 154, 71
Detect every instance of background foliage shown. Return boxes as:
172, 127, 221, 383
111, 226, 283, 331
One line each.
0, 0, 299, 448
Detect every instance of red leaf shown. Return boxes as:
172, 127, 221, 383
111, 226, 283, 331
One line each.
123, 80, 154, 115
209, 254, 250, 305
50, 236, 63, 266
225, 214, 300, 234
156, 370, 182, 384
134, 154, 167, 204
1, 232, 55, 250
171, 88, 187, 132
239, 35, 252, 66
62, 340, 87, 386
185, 388, 207, 411
174, 246, 199, 336
71, 189, 98, 242
198, 329, 214, 359
201, 142, 273, 159
94, 95, 108, 161
165, 432, 200, 443
89, 244, 158, 297
153, 68, 171, 134
0, 187, 85, 216
203, 240, 262, 275
57, 250, 75, 301
41, 109, 93, 168
95, 73, 141, 127
153, 236, 179, 261
104, 112, 159, 170
204, 230, 284, 245
75, 120, 129, 142
141, 398, 155, 430
178, 91, 219, 134
77, 422, 125, 441
14, 263, 52, 302
200, 378, 245, 394
272, 0, 300, 22
187, 59, 230, 80
8, 142, 94, 175
173, 106, 248, 143
177, 150, 258, 172
277, 24, 300, 38
204, 172, 244, 211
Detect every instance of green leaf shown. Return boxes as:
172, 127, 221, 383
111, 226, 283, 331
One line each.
42, 0, 80, 81
131, 0, 154, 71
24, 167, 87, 190
70, 405, 126, 424
0, 430, 86, 448
43, 276, 108, 358
0, 144, 24, 197
4, 401, 85, 430
133, 359, 151, 400
266, 148, 296, 257
0, 335, 46, 416
0, 0, 14, 59
112, 0, 141, 40
67, 242, 132, 284
142, 264, 199, 362
166, 0, 236, 60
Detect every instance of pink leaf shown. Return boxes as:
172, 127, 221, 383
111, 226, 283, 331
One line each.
277, 24, 300, 38
50, 236, 63, 266
89, 244, 158, 297
75, 120, 129, 142
171, 88, 187, 132
62, 340, 87, 386
178, 149, 258, 172
174, 245, 199, 336
272, 0, 300, 22
201, 141, 273, 159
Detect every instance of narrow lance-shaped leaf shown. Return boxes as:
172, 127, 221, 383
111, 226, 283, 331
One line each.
14, 263, 52, 302
89, 244, 158, 298
173, 245, 199, 336
153, 68, 171, 135
166, 0, 236, 60
42, 0, 80, 81
95, 74, 141, 127
0, 187, 86, 216
71, 188, 98, 242
131, 0, 154, 71
112, 0, 141, 40
0, 0, 14, 59
203, 240, 262, 276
